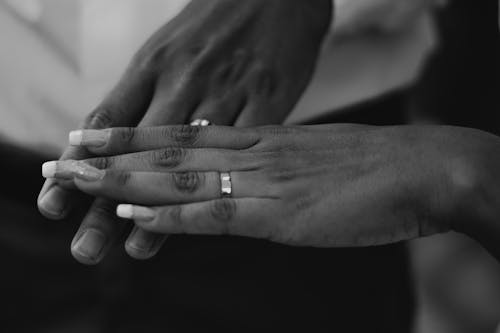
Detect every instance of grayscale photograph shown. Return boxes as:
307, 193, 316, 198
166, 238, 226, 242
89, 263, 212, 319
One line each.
0, 0, 499, 332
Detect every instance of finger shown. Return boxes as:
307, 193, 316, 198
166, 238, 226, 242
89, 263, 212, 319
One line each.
83, 148, 260, 173
71, 198, 126, 265
38, 179, 74, 219
116, 75, 203, 260
139, 74, 203, 126
38, 66, 155, 219
69, 125, 261, 156
234, 103, 273, 127
38, 146, 96, 219
42, 147, 263, 193
235, 99, 290, 127
72, 170, 272, 205
122, 87, 245, 258
46, 65, 155, 264
83, 67, 156, 130
124, 227, 167, 260
121, 75, 243, 259
84, 149, 259, 174
104, 78, 203, 259
116, 198, 279, 239
189, 93, 247, 126
234, 69, 287, 126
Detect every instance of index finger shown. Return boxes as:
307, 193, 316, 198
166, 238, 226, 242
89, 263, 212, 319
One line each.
38, 66, 155, 220
68, 125, 262, 156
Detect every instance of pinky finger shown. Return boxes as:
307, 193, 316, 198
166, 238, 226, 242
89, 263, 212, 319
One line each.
116, 198, 280, 240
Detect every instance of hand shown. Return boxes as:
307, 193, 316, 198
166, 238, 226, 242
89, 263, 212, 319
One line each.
37, 0, 332, 264
42, 125, 500, 253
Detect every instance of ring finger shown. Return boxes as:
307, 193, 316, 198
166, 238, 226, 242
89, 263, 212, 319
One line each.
71, 169, 273, 205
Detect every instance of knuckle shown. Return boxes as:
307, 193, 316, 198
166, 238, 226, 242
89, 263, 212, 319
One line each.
166, 205, 184, 233
185, 42, 206, 60
214, 49, 251, 84
114, 171, 132, 187
253, 127, 301, 152
264, 152, 298, 182
84, 107, 116, 130
210, 199, 237, 233
151, 148, 186, 169
90, 157, 113, 170
292, 194, 317, 212
269, 168, 297, 182
213, 63, 233, 85
118, 127, 136, 145
250, 65, 276, 97
166, 125, 201, 146
132, 42, 171, 71
182, 48, 211, 78
172, 172, 202, 193
261, 149, 289, 166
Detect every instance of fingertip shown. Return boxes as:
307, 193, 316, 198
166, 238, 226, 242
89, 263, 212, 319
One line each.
116, 204, 156, 222
37, 180, 71, 220
69, 130, 83, 146
125, 242, 158, 260
42, 161, 57, 179
117, 204, 134, 219
39, 177, 55, 198
71, 228, 107, 265
125, 227, 165, 260
68, 129, 110, 151
71, 248, 102, 265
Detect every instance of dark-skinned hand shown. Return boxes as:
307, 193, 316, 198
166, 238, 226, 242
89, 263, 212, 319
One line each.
37, 0, 332, 264
44, 124, 500, 261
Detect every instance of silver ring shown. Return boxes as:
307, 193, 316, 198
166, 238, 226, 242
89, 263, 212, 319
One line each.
190, 119, 212, 127
220, 172, 232, 198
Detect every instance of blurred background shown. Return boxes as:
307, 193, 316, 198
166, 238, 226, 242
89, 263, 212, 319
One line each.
0, 0, 188, 153
0, 0, 498, 332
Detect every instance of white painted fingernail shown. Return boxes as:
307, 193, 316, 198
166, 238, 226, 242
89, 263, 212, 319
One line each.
42, 161, 57, 178
69, 130, 83, 145
69, 129, 109, 147
117, 204, 156, 221
117, 204, 134, 219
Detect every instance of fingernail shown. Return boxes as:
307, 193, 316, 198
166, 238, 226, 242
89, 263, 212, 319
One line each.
125, 227, 164, 259
42, 161, 57, 178
69, 129, 110, 147
117, 204, 156, 222
72, 229, 107, 262
42, 160, 105, 182
38, 186, 68, 216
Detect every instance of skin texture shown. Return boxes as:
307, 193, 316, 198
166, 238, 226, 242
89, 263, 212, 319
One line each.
45, 124, 500, 259
37, 0, 332, 264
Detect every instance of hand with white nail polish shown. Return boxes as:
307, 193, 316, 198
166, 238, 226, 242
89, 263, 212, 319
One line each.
45, 124, 500, 261
37, 0, 332, 264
